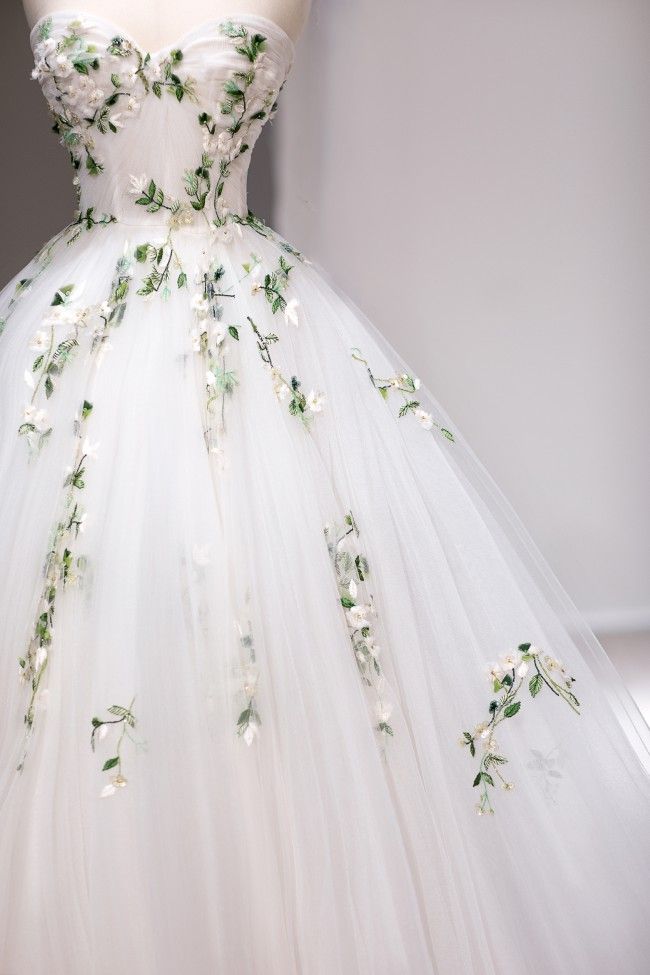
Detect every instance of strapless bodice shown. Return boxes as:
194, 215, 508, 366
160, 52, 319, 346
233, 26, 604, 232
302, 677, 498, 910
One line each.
30, 11, 294, 237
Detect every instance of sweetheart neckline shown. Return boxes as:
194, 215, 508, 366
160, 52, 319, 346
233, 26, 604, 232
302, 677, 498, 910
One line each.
29, 7, 296, 62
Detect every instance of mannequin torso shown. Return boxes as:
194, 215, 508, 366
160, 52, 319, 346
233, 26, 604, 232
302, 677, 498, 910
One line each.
23, 0, 311, 46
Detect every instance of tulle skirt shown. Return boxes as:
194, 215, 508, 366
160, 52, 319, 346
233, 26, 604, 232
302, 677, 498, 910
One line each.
0, 219, 649, 974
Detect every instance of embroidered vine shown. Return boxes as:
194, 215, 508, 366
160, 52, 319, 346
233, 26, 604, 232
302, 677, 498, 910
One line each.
17, 250, 133, 760
352, 348, 455, 443
247, 316, 325, 422
325, 512, 394, 740
91, 700, 140, 796
18, 398, 95, 750
32, 17, 196, 176
134, 238, 187, 299
460, 642, 580, 815
19, 283, 93, 452
235, 619, 261, 745
190, 259, 239, 456
250, 254, 299, 324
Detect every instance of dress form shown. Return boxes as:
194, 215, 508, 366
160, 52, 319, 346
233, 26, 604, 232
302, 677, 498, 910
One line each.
23, 0, 311, 46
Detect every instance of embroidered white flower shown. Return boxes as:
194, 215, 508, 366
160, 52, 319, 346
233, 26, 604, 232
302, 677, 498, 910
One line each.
306, 390, 326, 413
242, 719, 259, 746
23, 404, 50, 431
54, 54, 74, 77
250, 265, 265, 295
210, 222, 243, 245
414, 408, 433, 430
375, 701, 393, 725
283, 297, 300, 327
269, 367, 289, 401
24, 369, 35, 390
346, 604, 372, 630
486, 661, 505, 682
128, 173, 149, 195
29, 330, 50, 352
191, 293, 210, 318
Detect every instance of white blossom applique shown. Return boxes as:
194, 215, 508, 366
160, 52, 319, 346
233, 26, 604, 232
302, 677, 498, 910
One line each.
351, 348, 455, 443
91, 700, 142, 796
325, 512, 394, 742
189, 259, 240, 457
17, 250, 134, 763
460, 643, 580, 815
19, 283, 93, 452
247, 316, 324, 425
235, 619, 261, 746
18, 398, 96, 754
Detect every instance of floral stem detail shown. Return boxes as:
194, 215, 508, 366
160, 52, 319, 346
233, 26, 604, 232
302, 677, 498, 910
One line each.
325, 512, 394, 740
135, 237, 185, 299
91, 699, 140, 796
18, 399, 95, 748
460, 642, 580, 815
247, 316, 325, 422
250, 255, 295, 319
190, 261, 239, 458
351, 348, 455, 442
17, 250, 133, 764
235, 620, 261, 745
19, 283, 92, 451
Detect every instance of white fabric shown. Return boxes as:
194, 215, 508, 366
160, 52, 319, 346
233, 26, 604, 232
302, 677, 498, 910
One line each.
0, 11, 649, 974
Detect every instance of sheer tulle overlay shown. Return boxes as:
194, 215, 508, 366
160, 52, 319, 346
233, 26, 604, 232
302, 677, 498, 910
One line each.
0, 11, 649, 975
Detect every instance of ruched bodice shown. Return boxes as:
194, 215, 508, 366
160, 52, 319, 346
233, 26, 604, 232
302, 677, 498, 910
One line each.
30, 12, 294, 234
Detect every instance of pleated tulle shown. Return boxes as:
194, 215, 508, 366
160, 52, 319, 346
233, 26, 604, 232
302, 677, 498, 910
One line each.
0, 220, 649, 975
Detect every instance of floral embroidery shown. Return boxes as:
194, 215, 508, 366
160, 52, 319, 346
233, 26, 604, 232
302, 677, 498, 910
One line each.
235, 620, 261, 745
33, 18, 142, 175
17, 251, 133, 757
250, 254, 298, 323
247, 316, 325, 423
526, 744, 566, 804
32, 17, 195, 177
243, 212, 306, 262
0, 220, 107, 339
190, 260, 240, 456
325, 512, 394, 740
91, 700, 140, 796
352, 349, 455, 443
18, 398, 95, 746
134, 238, 186, 299
460, 643, 580, 815
149, 49, 196, 102
19, 283, 92, 451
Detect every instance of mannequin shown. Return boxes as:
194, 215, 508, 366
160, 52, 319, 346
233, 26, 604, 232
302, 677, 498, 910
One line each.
23, 0, 312, 46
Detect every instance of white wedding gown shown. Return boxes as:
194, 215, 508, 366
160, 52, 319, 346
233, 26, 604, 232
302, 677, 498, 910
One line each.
0, 11, 649, 974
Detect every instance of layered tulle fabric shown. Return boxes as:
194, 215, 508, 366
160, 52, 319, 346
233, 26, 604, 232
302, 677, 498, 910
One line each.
1, 10, 649, 975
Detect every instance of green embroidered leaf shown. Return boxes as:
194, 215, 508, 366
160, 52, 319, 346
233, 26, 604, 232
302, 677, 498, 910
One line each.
503, 701, 521, 718
102, 756, 119, 771
529, 674, 543, 698
228, 325, 239, 340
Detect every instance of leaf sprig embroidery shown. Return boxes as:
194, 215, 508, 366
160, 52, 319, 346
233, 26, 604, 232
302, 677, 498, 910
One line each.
461, 643, 580, 815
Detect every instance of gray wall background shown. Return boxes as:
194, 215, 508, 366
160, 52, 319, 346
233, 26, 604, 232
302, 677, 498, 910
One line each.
2, 0, 649, 636
272, 0, 650, 633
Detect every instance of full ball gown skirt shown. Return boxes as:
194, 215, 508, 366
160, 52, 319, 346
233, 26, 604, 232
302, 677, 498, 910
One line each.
0, 12, 649, 975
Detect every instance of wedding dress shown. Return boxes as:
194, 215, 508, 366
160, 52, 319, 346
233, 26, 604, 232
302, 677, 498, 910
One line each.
0, 11, 649, 974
